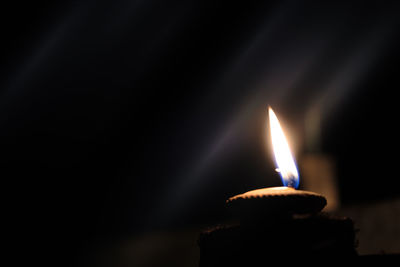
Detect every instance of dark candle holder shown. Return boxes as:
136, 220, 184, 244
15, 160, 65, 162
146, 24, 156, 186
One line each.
198, 187, 357, 266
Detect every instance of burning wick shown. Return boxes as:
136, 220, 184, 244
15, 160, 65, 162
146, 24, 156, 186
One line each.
227, 107, 326, 216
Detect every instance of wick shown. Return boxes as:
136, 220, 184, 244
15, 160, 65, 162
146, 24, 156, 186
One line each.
285, 176, 297, 189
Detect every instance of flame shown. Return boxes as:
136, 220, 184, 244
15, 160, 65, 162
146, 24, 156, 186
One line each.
268, 107, 299, 188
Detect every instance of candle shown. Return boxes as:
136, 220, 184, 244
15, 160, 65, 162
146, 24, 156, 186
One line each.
227, 107, 326, 217
198, 106, 357, 264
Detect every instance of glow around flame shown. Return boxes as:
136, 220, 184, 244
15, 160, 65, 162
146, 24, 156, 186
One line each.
268, 107, 299, 188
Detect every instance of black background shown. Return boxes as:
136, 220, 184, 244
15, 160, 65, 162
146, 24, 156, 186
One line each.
2, 0, 399, 265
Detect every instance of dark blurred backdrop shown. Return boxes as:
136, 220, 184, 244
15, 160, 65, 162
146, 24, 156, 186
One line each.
2, 0, 399, 266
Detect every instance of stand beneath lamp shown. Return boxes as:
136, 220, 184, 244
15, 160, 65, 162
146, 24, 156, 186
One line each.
198, 187, 357, 266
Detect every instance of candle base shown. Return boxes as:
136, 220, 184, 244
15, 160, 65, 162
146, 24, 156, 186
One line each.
199, 187, 357, 264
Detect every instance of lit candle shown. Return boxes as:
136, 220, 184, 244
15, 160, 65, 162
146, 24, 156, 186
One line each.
199, 107, 358, 263
227, 107, 326, 216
